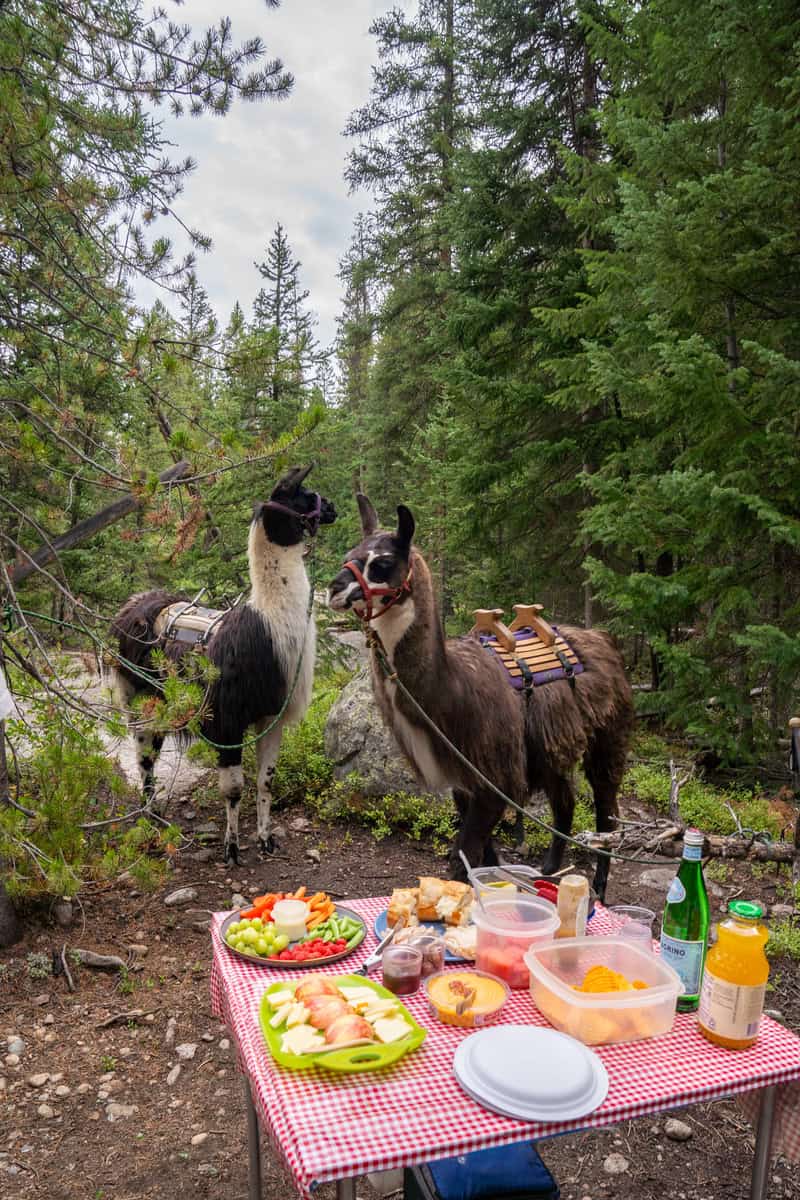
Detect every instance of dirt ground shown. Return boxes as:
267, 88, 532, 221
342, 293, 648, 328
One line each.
1, 788, 798, 1200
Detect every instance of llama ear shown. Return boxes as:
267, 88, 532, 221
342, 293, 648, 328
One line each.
396, 505, 415, 551
357, 493, 379, 536
280, 464, 313, 492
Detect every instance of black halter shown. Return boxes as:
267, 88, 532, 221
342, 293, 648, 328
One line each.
264, 493, 323, 536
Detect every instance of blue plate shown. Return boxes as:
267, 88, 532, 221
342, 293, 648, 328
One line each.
373, 909, 467, 963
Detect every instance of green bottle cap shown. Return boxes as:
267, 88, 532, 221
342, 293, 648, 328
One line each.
729, 900, 763, 920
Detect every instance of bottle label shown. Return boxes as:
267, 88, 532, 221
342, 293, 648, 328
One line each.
698, 976, 766, 1041
666, 878, 686, 903
659, 933, 705, 995
682, 844, 702, 861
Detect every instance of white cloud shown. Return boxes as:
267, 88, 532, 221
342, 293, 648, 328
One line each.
136, 0, 396, 347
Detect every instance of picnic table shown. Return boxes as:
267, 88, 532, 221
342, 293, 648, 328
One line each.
210, 897, 800, 1200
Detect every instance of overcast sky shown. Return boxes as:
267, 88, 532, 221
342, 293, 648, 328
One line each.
138, 0, 397, 348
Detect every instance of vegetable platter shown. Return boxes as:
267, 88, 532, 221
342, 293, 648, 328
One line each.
258, 973, 426, 1072
221, 889, 365, 969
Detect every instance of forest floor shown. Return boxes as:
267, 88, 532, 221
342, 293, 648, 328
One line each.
1, 782, 799, 1200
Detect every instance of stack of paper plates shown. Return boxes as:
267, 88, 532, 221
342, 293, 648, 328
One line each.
453, 1025, 608, 1122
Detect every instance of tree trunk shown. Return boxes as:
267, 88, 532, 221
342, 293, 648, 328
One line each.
0, 641, 22, 947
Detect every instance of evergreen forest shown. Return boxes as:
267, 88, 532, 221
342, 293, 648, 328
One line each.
3, 0, 800, 765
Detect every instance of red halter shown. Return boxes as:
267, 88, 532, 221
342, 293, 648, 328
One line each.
343, 559, 413, 622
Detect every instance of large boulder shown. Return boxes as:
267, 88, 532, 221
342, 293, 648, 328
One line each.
324, 668, 441, 798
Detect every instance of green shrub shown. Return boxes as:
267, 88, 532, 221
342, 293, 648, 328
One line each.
767, 921, 800, 961
622, 764, 781, 838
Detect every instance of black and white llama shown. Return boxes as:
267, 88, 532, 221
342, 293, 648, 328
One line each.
328, 495, 633, 900
110, 466, 336, 864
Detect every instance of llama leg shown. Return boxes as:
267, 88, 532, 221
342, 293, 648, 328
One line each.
540, 771, 576, 877
255, 723, 284, 855
219, 756, 244, 866
583, 733, 627, 902
136, 728, 164, 813
449, 792, 506, 879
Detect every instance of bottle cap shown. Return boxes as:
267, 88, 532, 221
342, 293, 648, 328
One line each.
683, 828, 705, 846
729, 900, 763, 920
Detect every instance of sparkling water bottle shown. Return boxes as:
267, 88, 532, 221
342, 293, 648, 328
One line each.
659, 828, 709, 1012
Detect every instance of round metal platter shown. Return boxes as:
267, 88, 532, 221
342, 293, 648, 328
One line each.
220, 904, 366, 970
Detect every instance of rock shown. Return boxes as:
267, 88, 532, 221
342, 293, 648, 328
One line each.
187, 848, 215, 863
49, 1071, 63, 1082
43, 1015, 54, 1026
126, 944, 149, 957
145, 1014, 155, 1023
44, 1032, 57, 1045
53, 900, 73, 928
0, 1077, 6, 1091
33, 993, 50, 1007
764, 1009, 785, 1024
664, 1118, 693, 1142
195, 822, 219, 836
182, 808, 196, 821
76, 1083, 92, 1095
201, 1033, 214, 1043
603, 1153, 629, 1175
164, 887, 198, 907
324, 667, 447, 797
37, 1104, 54, 1119
97, 1089, 110, 1100
54, 1085, 71, 1098
167, 1065, 182, 1086
192, 920, 211, 932
7, 1037, 24, 1056
4, 1054, 20, 1068
164, 1017, 177, 1047
289, 817, 312, 832
218, 1038, 230, 1052
106, 1102, 138, 1122
230, 893, 247, 910
190, 1132, 209, 1147
27, 1073, 49, 1088
89, 1110, 100, 1121
197, 1164, 218, 1177
176, 1043, 197, 1061
72, 949, 125, 970
271, 822, 287, 841
305, 848, 321, 865
770, 904, 795, 919
638, 867, 677, 891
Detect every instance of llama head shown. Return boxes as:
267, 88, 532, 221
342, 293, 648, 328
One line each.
327, 494, 415, 616
255, 465, 337, 547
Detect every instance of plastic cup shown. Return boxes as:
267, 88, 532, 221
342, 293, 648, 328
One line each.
382, 945, 423, 995
608, 905, 656, 952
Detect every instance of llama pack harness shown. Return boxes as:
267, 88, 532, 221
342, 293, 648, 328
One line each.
472, 604, 584, 692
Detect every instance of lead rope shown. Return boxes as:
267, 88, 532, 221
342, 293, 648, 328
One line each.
364, 624, 689, 869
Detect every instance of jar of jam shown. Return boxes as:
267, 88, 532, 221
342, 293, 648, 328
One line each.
381, 945, 423, 995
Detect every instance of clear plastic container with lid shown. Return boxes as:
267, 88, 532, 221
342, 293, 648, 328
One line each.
697, 900, 769, 1050
473, 896, 560, 989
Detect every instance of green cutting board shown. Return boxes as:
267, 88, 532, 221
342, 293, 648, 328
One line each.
259, 973, 427, 1073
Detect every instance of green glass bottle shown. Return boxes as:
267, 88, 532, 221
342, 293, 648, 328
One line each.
659, 828, 710, 1012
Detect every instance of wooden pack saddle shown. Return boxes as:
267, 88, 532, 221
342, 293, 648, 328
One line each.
154, 598, 237, 647
471, 604, 583, 692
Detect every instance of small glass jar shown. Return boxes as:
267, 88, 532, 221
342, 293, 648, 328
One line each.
413, 934, 446, 979
382, 944, 423, 995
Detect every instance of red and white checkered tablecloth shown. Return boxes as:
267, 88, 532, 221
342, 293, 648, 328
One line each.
210, 897, 800, 1199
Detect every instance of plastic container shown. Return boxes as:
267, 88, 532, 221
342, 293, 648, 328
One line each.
425, 969, 510, 1028
272, 899, 309, 942
473, 896, 561, 989
525, 937, 683, 1045
472, 865, 541, 898
382, 944, 423, 995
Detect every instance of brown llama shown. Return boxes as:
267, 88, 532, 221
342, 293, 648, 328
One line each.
110, 466, 337, 864
327, 495, 633, 899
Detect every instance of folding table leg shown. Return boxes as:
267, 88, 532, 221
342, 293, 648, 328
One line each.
244, 1076, 263, 1200
750, 1084, 777, 1200
336, 1178, 357, 1200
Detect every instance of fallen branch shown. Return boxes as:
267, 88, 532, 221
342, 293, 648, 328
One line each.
60, 943, 75, 992
72, 948, 126, 970
579, 828, 796, 863
8, 460, 191, 585
96, 1008, 156, 1028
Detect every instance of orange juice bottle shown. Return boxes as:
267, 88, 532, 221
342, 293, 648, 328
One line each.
697, 901, 769, 1050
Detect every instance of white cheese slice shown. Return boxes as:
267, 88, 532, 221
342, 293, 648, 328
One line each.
266, 989, 294, 1009
269, 1001, 293, 1029
372, 1017, 411, 1044
339, 987, 378, 1004
286, 1002, 310, 1028
362, 999, 399, 1021
281, 1025, 325, 1056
